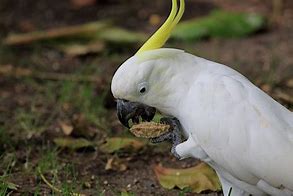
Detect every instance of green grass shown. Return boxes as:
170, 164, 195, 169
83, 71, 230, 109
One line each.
58, 80, 108, 128
0, 153, 16, 196
35, 148, 86, 195
0, 127, 11, 149
37, 148, 60, 173
178, 187, 193, 196
60, 164, 79, 195
0, 50, 110, 192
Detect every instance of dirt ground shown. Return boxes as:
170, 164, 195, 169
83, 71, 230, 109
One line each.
0, 0, 292, 195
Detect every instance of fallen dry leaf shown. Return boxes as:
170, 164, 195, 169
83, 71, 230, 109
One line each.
54, 137, 94, 150
154, 162, 221, 193
105, 156, 128, 171
286, 79, 293, 88
260, 84, 272, 93
59, 121, 74, 136
61, 41, 105, 56
100, 137, 146, 153
71, 113, 98, 139
274, 90, 293, 104
0, 64, 32, 77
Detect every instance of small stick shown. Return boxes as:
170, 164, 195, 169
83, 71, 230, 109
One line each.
0, 64, 104, 84
3, 22, 109, 45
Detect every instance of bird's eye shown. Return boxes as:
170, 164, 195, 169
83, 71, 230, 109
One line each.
138, 82, 148, 95
140, 87, 146, 93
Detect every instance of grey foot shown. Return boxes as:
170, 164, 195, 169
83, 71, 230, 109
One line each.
150, 117, 182, 159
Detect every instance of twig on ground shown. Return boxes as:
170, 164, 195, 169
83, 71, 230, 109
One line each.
2, 22, 109, 45
0, 64, 105, 84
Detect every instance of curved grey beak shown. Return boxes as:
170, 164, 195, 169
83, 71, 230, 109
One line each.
116, 99, 156, 128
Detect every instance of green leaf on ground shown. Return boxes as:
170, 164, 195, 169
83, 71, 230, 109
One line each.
97, 27, 147, 44
53, 137, 94, 150
100, 137, 146, 153
154, 162, 221, 193
172, 10, 266, 41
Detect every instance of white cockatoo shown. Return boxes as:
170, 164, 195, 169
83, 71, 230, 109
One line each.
111, 0, 293, 195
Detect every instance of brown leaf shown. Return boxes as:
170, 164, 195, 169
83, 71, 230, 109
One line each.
59, 121, 74, 136
100, 137, 146, 153
274, 90, 293, 104
154, 162, 221, 193
61, 41, 105, 56
71, 113, 98, 139
105, 156, 128, 171
260, 84, 272, 94
286, 79, 293, 88
0, 64, 32, 77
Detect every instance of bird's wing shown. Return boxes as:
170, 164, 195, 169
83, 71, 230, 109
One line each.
203, 73, 293, 189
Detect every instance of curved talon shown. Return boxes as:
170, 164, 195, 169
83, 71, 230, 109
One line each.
160, 117, 180, 128
150, 137, 164, 144
151, 117, 182, 159
171, 145, 181, 159
150, 131, 173, 143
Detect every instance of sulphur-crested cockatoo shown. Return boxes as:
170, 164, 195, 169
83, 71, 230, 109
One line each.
111, 0, 293, 195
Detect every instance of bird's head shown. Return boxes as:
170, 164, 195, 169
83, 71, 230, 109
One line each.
111, 48, 187, 127
111, 0, 185, 128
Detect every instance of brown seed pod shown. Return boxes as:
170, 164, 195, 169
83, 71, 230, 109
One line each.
129, 122, 170, 138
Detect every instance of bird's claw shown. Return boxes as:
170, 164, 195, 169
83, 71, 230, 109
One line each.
160, 117, 180, 130
150, 131, 174, 143
171, 145, 181, 159
150, 117, 182, 159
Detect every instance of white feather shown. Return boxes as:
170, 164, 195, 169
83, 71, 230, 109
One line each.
111, 48, 293, 195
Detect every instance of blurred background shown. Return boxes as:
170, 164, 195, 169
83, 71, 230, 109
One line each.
0, 0, 292, 195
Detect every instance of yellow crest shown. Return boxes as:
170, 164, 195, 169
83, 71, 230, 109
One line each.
136, 0, 185, 54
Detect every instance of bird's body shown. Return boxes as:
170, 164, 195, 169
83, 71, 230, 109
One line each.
162, 49, 293, 195
111, 48, 293, 195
